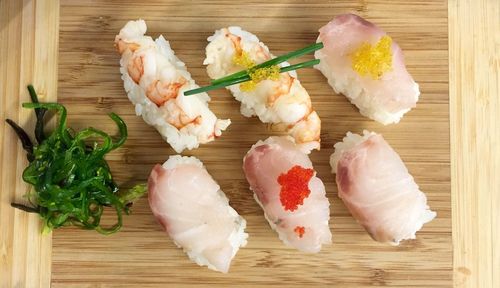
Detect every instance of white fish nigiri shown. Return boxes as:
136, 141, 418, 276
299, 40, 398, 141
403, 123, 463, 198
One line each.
205, 27, 321, 152
148, 156, 247, 273
243, 137, 331, 252
315, 14, 419, 125
330, 131, 436, 245
116, 20, 230, 153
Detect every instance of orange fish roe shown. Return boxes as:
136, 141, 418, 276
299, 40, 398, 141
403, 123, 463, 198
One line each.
294, 226, 305, 238
277, 165, 314, 211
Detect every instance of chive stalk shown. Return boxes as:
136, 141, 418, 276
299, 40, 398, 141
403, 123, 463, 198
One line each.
211, 42, 323, 85
184, 59, 320, 96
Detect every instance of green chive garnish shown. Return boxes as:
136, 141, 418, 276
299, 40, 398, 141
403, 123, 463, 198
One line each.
211, 42, 324, 85
184, 59, 320, 96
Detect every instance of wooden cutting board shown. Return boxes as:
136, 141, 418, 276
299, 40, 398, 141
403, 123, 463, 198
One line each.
55, 1, 452, 286
1, 0, 498, 287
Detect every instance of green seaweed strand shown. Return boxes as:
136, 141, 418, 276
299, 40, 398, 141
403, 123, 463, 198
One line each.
7, 85, 145, 235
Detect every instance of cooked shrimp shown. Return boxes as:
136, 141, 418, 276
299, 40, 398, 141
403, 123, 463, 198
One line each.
146, 79, 187, 106
205, 27, 321, 152
116, 20, 230, 153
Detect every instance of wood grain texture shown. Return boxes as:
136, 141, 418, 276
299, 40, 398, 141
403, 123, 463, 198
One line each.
51, 0, 451, 287
3, 1, 498, 287
449, 0, 500, 287
0, 0, 59, 287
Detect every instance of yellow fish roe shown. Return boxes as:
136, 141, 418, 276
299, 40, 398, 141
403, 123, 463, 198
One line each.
233, 50, 281, 92
239, 81, 256, 91
351, 35, 393, 79
250, 65, 280, 82
240, 65, 280, 92
232, 51, 256, 68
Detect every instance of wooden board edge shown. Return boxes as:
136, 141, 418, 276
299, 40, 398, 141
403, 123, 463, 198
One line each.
449, 0, 499, 287
0, 0, 59, 287
4, 0, 499, 286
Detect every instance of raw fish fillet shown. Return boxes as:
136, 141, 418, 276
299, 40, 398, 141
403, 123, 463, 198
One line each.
148, 156, 247, 273
330, 131, 436, 245
243, 137, 332, 252
315, 14, 419, 125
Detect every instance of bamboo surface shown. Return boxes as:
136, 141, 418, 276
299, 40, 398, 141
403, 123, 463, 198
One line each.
0, 0, 497, 287
449, 0, 500, 287
53, 1, 451, 287
0, 0, 58, 287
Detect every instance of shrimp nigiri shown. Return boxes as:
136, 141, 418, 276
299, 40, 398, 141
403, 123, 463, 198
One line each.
205, 27, 321, 152
315, 14, 419, 125
330, 131, 436, 245
148, 156, 248, 273
243, 137, 331, 252
116, 20, 230, 153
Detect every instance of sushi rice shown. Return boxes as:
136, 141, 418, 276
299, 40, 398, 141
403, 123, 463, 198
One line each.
315, 49, 418, 125
149, 155, 248, 273
117, 20, 230, 153
315, 14, 420, 125
205, 27, 321, 152
330, 130, 436, 245
243, 136, 332, 252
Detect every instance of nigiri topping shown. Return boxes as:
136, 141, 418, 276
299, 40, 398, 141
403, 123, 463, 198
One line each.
243, 136, 331, 252
115, 19, 230, 153
330, 131, 436, 245
232, 50, 255, 68
241, 65, 281, 91
315, 14, 419, 125
148, 156, 248, 273
232, 49, 281, 92
278, 165, 314, 211
351, 35, 393, 79
294, 226, 306, 238
205, 28, 322, 151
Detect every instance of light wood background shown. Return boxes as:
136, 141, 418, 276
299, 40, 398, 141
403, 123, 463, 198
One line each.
57, 0, 452, 286
0, 0, 58, 287
0, 0, 497, 287
449, 0, 499, 287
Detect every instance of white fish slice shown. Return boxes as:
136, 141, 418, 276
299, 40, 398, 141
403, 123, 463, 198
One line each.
243, 136, 332, 253
330, 131, 436, 245
148, 155, 247, 273
315, 14, 419, 125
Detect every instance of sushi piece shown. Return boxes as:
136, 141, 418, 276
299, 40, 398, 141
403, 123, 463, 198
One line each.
205, 27, 321, 152
330, 131, 436, 245
115, 20, 230, 153
315, 14, 419, 125
243, 136, 331, 252
148, 155, 248, 273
